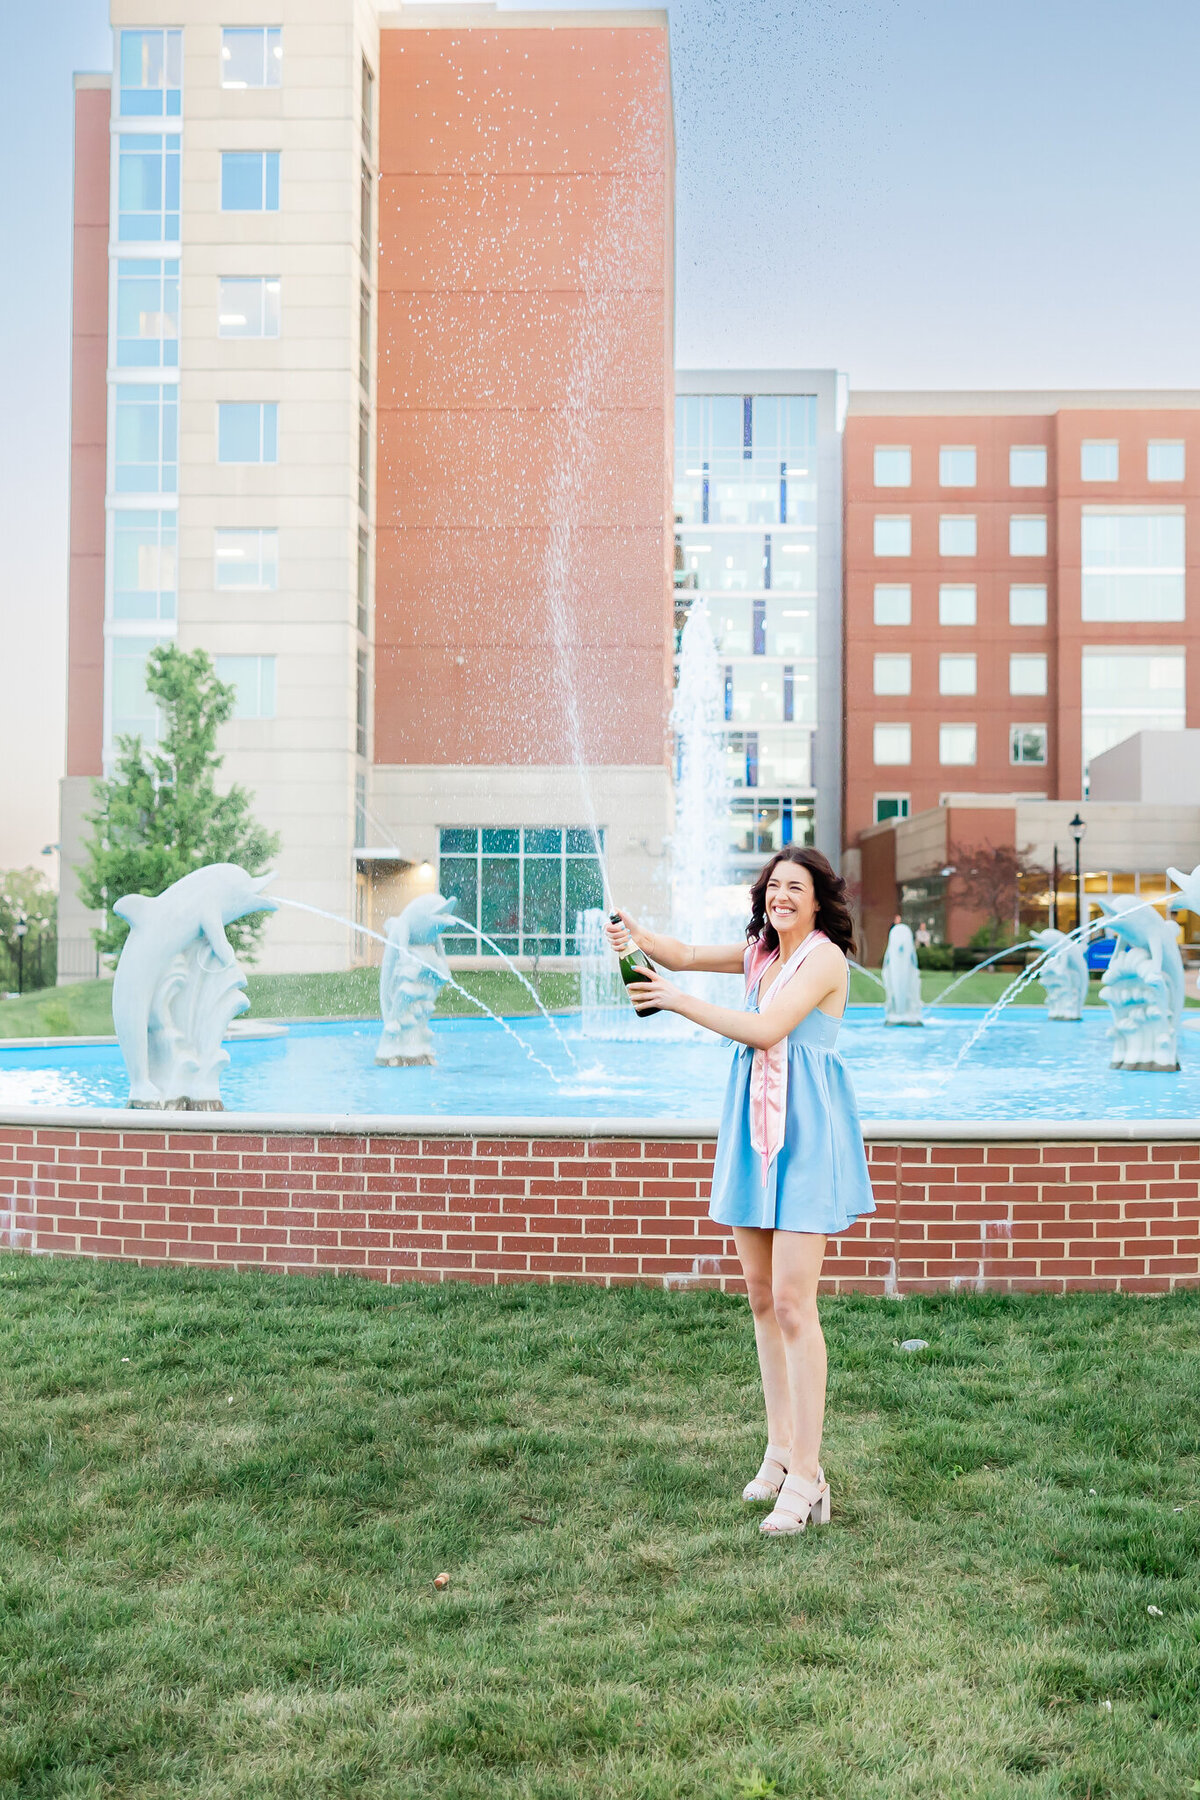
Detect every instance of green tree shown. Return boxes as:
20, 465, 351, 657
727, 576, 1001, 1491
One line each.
78, 645, 281, 961
0, 869, 57, 994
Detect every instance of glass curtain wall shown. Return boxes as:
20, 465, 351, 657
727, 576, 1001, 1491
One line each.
107, 29, 183, 755
438, 829, 605, 958
674, 394, 819, 874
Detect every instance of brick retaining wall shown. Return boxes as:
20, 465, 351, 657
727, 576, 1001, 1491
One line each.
1, 1116, 1199, 1294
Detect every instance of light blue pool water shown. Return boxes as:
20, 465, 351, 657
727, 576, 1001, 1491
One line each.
2, 1006, 1199, 1120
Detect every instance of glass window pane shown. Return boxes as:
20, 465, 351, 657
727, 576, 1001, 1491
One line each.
874, 516, 911, 557
1010, 654, 1047, 695
218, 276, 281, 338
110, 637, 161, 744
214, 528, 278, 590
221, 27, 283, 88
116, 259, 178, 367
872, 585, 910, 627
565, 856, 604, 926
873, 654, 910, 695
939, 724, 976, 765
1010, 726, 1048, 765
215, 654, 276, 719
939, 515, 976, 556
1148, 440, 1185, 482
1010, 584, 1047, 626
524, 828, 562, 854
481, 828, 519, 854
1010, 446, 1047, 486
438, 858, 477, 947
939, 447, 976, 487
1010, 515, 1047, 556
565, 828, 602, 855
1081, 649, 1186, 776
874, 447, 911, 487
1081, 509, 1185, 622
439, 828, 478, 855
1081, 440, 1119, 481
939, 654, 977, 695
480, 859, 520, 939
938, 584, 976, 626
523, 858, 562, 935
873, 724, 911, 765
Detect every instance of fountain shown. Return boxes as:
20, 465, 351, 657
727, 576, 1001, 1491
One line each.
1029, 927, 1089, 1021
374, 893, 457, 1067
110, 864, 277, 1109
1096, 896, 1184, 1072
881, 921, 924, 1026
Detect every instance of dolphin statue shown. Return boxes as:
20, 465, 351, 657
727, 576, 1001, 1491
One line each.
1029, 926, 1088, 1020
112, 864, 277, 1108
1095, 894, 1184, 1071
376, 891, 459, 1066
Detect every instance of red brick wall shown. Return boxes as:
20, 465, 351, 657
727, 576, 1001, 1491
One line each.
1, 1125, 1197, 1295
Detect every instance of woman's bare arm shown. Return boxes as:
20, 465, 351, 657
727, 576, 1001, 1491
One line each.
626, 942, 846, 1049
604, 912, 745, 975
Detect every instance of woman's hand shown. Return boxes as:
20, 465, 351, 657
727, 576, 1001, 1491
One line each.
626, 972, 683, 1014
604, 910, 656, 958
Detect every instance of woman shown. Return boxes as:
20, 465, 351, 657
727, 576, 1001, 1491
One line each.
605, 846, 874, 1535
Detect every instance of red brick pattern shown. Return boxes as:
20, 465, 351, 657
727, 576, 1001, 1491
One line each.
0, 1127, 1197, 1294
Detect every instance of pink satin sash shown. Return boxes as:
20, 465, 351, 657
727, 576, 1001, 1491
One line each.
745, 930, 829, 1183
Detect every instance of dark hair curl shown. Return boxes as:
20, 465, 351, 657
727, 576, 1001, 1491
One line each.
746, 846, 856, 958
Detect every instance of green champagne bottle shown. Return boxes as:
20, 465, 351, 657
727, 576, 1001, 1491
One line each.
610, 912, 661, 1016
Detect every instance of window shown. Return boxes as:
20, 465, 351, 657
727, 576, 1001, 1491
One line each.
218, 402, 277, 464
939, 724, 976, 765
723, 734, 814, 793
676, 532, 811, 593
1081, 509, 1185, 622
1148, 440, 1185, 482
358, 405, 370, 513
112, 511, 176, 620
214, 655, 276, 719
109, 636, 162, 746
118, 28, 181, 116
1010, 445, 1047, 487
873, 584, 910, 626
361, 56, 375, 157
939, 446, 976, 487
873, 724, 911, 765
359, 283, 371, 391
939, 516, 976, 557
1081, 648, 1186, 776
357, 526, 369, 635
218, 276, 280, 338
221, 27, 282, 88
356, 649, 369, 757
873, 447, 910, 487
355, 772, 367, 849
874, 653, 911, 696
1081, 440, 1119, 482
221, 151, 280, 212
873, 795, 910, 823
874, 516, 911, 557
115, 259, 179, 367
727, 795, 815, 855
1010, 725, 1048, 765
1010, 584, 1047, 626
118, 135, 181, 241
1010, 515, 1047, 556
939, 584, 976, 626
438, 826, 606, 957
214, 527, 278, 590
1010, 653, 1047, 695
939, 654, 976, 696
675, 394, 817, 527
360, 162, 373, 268
114, 384, 177, 493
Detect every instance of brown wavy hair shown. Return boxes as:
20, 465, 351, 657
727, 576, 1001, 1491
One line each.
747, 846, 856, 958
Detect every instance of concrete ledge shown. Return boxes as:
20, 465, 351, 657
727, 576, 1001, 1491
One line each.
1, 1103, 1200, 1142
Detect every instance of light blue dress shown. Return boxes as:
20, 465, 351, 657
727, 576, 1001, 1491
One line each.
707, 956, 876, 1236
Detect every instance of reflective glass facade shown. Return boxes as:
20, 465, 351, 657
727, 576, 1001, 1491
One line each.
674, 388, 824, 876
438, 828, 606, 958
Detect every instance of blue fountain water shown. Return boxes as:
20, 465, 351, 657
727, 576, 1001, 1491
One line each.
2, 1006, 1198, 1121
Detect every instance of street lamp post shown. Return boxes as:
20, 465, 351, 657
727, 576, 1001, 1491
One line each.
1069, 814, 1087, 937
14, 916, 28, 997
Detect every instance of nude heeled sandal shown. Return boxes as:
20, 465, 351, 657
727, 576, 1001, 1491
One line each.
759, 1466, 830, 1534
742, 1443, 791, 1503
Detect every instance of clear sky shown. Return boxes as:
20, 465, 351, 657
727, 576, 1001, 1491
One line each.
5, 0, 1200, 872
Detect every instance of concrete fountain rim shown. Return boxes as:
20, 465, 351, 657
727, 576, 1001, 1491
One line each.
0, 1103, 1198, 1142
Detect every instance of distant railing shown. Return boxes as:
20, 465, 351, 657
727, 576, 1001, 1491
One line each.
56, 938, 102, 983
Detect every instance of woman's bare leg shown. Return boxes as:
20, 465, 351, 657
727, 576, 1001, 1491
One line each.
768, 1230, 828, 1484
732, 1226, 791, 1450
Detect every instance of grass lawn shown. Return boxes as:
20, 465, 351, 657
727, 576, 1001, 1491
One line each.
4, 1259, 1199, 1797
0, 964, 1147, 1041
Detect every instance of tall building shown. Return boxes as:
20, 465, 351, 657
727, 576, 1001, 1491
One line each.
843, 391, 1200, 848
673, 371, 846, 876
59, 2, 675, 978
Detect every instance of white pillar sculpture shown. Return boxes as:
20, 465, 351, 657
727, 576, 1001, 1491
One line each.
881, 921, 924, 1026
1030, 927, 1089, 1021
111, 864, 277, 1109
1097, 895, 1184, 1072
375, 892, 459, 1066
1167, 864, 1200, 1004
